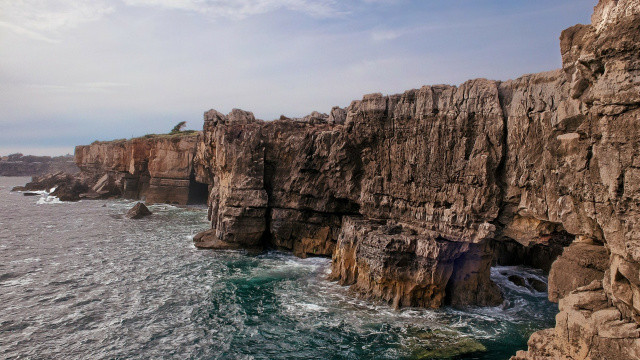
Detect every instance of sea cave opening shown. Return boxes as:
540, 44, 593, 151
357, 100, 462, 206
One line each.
187, 171, 209, 205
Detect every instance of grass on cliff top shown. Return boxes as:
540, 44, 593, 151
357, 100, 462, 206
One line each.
90, 130, 200, 145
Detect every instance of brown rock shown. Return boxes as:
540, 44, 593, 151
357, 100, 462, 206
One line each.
508, 275, 527, 288
74, 134, 202, 205
528, 278, 548, 293
548, 243, 609, 302
512, 281, 640, 360
38, 2, 640, 358
126, 202, 152, 219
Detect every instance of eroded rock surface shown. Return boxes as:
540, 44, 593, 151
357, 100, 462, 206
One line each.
126, 202, 152, 219
510, 0, 640, 357
73, 134, 202, 205
512, 281, 640, 360
28, 0, 640, 356
195, 80, 507, 307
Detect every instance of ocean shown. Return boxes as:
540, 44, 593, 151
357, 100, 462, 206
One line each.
0, 176, 557, 359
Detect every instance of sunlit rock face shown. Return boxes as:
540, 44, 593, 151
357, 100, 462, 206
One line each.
62, 0, 640, 355
193, 1, 640, 354
74, 134, 201, 205
195, 79, 507, 308
510, 0, 640, 358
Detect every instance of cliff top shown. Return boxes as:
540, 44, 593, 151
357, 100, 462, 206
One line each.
89, 130, 201, 145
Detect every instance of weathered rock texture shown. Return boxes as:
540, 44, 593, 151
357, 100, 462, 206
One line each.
195, 86, 507, 308
35, 0, 639, 357
126, 202, 153, 219
512, 281, 640, 360
509, 0, 640, 358
192, 0, 640, 356
73, 134, 204, 205
0, 153, 78, 176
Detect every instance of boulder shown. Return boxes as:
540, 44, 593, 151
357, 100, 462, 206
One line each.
126, 202, 152, 219
548, 243, 608, 302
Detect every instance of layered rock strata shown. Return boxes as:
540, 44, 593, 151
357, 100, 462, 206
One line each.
0, 154, 78, 176
36, 0, 640, 356
194, 82, 507, 307
191, 0, 640, 355
58, 134, 203, 204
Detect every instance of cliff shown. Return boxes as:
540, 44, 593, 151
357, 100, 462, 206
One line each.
0, 154, 78, 176
33, 0, 640, 357
74, 134, 204, 204
16, 133, 204, 204
190, 0, 640, 357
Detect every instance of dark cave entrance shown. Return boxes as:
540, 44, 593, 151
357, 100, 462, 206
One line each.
187, 171, 209, 205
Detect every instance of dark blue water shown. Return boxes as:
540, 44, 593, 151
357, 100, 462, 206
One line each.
0, 177, 557, 359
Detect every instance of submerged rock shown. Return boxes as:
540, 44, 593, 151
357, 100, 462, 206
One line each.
527, 278, 547, 293
406, 328, 487, 359
508, 275, 527, 288
126, 202, 152, 219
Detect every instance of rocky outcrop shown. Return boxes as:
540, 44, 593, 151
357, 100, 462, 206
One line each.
189, 0, 640, 355
12, 171, 103, 201
512, 281, 640, 360
548, 241, 608, 303
126, 202, 153, 219
73, 134, 204, 205
329, 217, 502, 308
187, 1, 640, 319
15, 133, 205, 205
0, 153, 78, 176
195, 83, 507, 307
24, 0, 638, 356
509, 0, 640, 357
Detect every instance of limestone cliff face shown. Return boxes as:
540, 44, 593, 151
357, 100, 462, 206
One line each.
59, 0, 640, 356
191, 0, 640, 356
511, 0, 640, 358
74, 134, 202, 204
0, 154, 78, 177
195, 81, 507, 308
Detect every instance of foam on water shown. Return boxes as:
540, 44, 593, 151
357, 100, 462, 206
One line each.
0, 177, 558, 359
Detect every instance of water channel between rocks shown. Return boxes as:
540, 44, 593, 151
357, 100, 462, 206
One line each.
0, 177, 558, 360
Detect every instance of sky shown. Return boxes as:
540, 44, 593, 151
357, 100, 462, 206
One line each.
0, 0, 597, 156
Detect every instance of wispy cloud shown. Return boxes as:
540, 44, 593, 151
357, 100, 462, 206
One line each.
0, 0, 113, 41
122, 0, 345, 19
0, 0, 345, 43
0, 21, 59, 43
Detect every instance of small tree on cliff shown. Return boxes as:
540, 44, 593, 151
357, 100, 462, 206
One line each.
170, 121, 187, 134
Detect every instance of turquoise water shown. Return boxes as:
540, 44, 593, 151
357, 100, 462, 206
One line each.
0, 177, 556, 359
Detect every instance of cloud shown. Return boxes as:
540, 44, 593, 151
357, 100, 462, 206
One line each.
121, 0, 345, 19
0, 21, 59, 43
0, 0, 113, 41
0, 0, 346, 43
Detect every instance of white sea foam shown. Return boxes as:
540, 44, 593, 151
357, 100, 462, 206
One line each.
37, 195, 62, 204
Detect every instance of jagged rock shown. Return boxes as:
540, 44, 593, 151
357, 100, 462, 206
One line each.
30, 1, 640, 356
490, 216, 574, 272
548, 242, 609, 302
328, 106, 346, 125
509, 275, 527, 288
328, 217, 502, 308
528, 278, 548, 293
74, 134, 202, 205
126, 202, 152, 219
512, 281, 640, 360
